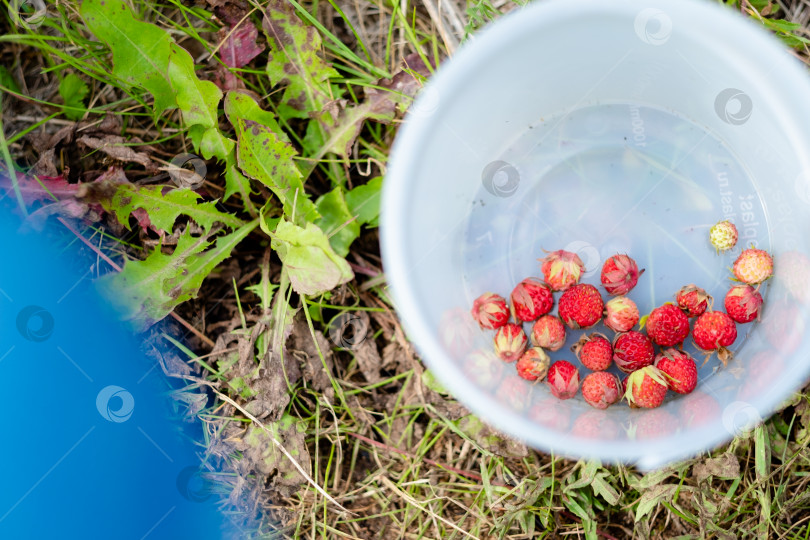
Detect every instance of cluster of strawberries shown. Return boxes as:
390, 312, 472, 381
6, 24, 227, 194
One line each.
470, 219, 774, 410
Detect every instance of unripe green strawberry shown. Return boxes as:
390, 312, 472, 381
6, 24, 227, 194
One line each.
493, 323, 527, 362
539, 250, 585, 291
516, 347, 551, 382
733, 247, 773, 285
709, 220, 738, 253
471, 292, 509, 330
623, 366, 668, 408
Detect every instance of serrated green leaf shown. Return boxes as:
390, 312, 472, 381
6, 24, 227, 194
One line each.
167, 43, 221, 130
232, 117, 317, 224
592, 473, 620, 505
261, 0, 338, 120
314, 187, 359, 257
224, 158, 255, 203
635, 484, 678, 522
345, 176, 381, 227
82, 0, 224, 131
104, 183, 243, 232
224, 91, 288, 142
628, 466, 677, 490
563, 494, 592, 523
271, 219, 353, 296
58, 73, 89, 120
101, 220, 258, 330
199, 128, 234, 161
80, 0, 175, 117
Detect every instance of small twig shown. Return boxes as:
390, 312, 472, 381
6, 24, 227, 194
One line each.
154, 350, 351, 513
346, 431, 509, 487
56, 217, 216, 348
378, 475, 481, 540
212, 388, 353, 514
347, 261, 378, 277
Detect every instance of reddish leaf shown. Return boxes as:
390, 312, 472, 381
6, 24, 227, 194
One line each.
219, 20, 264, 68
0, 167, 155, 233
0, 172, 79, 205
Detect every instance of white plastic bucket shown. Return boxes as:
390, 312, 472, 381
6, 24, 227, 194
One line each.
381, 0, 810, 468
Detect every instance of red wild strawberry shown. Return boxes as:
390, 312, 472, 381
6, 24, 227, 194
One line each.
692, 311, 737, 365
571, 333, 613, 371
733, 247, 773, 285
724, 284, 763, 323
547, 360, 580, 400
571, 410, 620, 439
613, 331, 654, 373
604, 296, 639, 332
709, 220, 738, 253
675, 284, 712, 317
495, 375, 530, 411
530, 315, 566, 351
644, 303, 690, 346
516, 347, 551, 382
632, 409, 677, 440
493, 323, 527, 362
654, 348, 698, 394
581, 371, 622, 409
530, 398, 572, 431
539, 250, 585, 291
623, 366, 668, 408
440, 308, 478, 357
679, 391, 721, 428
510, 278, 554, 322
600, 254, 644, 295
464, 349, 504, 390
763, 298, 803, 354
558, 284, 604, 329
471, 292, 509, 330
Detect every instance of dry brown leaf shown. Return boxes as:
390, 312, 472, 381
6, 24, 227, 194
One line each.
693, 452, 740, 483
77, 134, 157, 170
289, 315, 335, 400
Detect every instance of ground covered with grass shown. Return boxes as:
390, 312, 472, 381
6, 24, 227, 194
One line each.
3, 0, 810, 538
